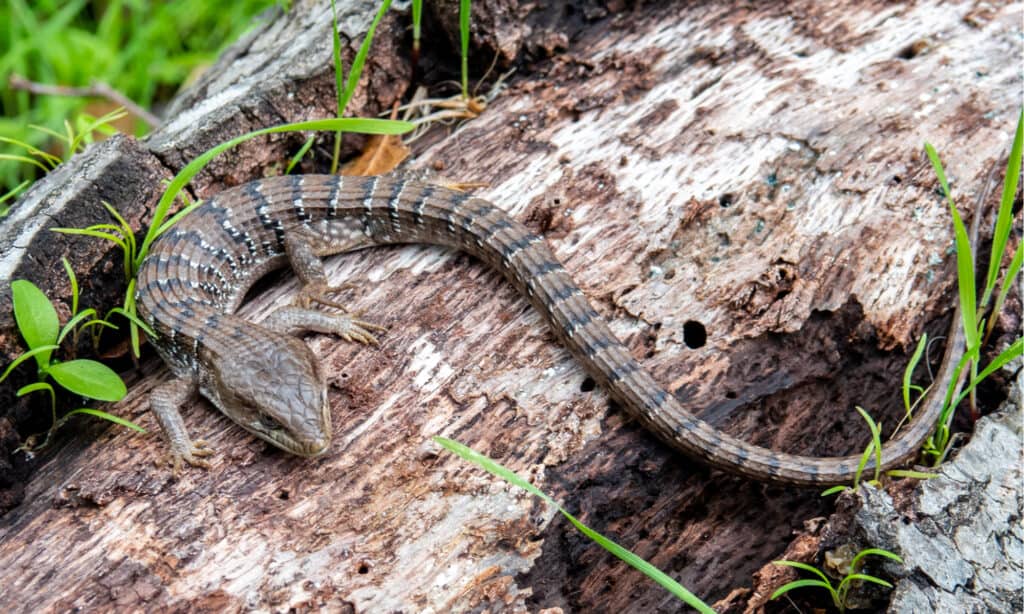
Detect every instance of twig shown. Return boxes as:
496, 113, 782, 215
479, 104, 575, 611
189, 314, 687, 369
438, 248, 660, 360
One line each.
8, 74, 162, 129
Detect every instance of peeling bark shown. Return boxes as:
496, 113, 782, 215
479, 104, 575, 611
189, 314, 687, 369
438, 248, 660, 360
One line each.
0, 0, 1020, 611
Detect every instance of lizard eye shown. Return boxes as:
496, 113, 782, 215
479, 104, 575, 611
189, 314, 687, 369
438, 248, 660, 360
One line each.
258, 414, 282, 430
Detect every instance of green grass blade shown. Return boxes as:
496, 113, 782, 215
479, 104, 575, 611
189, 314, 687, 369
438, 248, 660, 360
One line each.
153, 199, 203, 237
926, 143, 978, 353
56, 308, 97, 345
411, 0, 422, 53
16, 381, 53, 397
838, 573, 893, 592
952, 337, 1023, 409
821, 485, 848, 497
772, 560, 832, 584
854, 406, 883, 483
885, 469, 938, 479
52, 227, 129, 252
434, 436, 714, 612
988, 243, 1022, 339
0, 153, 50, 172
0, 345, 59, 382
285, 136, 315, 174
902, 334, 927, 419
982, 109, 1023, 308
65, 408, 147, 433
460, 0, 471, 97
769, 579, 834, 601
851, 548, 904, 569
108, 305, 156, 338
329, 0, 345, 173
0, 180, 32, 209
560, 510, 715, 613
339, 0, 393, 114
60, 257, 79, 316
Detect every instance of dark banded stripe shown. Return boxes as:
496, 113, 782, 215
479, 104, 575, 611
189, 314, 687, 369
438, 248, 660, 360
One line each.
326, 175, 341, 219
565, 307, 598, 336
291, 175, 311, 222
386, 179, 405, 233
480, 217, 512, 242
501, 235, 533, 262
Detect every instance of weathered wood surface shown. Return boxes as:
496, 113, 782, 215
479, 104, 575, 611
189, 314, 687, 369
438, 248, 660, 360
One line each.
1, 0, 1021, 612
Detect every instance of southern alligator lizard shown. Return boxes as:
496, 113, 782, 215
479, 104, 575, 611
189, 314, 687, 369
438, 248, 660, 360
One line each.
136, 173, 966, 485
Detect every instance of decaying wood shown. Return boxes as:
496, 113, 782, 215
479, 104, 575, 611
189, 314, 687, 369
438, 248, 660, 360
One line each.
0, 0, 1020, 612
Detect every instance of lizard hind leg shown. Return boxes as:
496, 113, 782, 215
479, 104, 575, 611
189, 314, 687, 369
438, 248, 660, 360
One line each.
262, 306, 385, 345
278, 225, 385, 343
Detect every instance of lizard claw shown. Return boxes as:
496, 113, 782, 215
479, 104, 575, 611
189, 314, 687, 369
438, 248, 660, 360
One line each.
338, 317, 386, 346
161, 440, 215, 477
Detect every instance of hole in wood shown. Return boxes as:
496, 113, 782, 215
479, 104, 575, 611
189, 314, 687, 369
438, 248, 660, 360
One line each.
682, 320, 707, 348
580, 376, 596, 392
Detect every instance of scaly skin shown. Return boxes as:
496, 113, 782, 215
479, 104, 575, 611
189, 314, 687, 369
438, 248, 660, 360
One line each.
136, 174, 967, 484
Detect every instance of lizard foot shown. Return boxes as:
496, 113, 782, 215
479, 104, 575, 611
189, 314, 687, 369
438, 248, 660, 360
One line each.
160, 439, 215, 477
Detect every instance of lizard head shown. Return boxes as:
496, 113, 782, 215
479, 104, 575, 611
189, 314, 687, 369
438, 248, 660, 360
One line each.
204, 333, 332, 457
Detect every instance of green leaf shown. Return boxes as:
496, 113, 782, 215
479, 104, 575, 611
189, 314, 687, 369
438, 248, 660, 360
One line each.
434, 436, 715, 612
820, 485, 848, 497
48, 359, 127, 401
65, 408, 146, 433
11, 279, 59, 368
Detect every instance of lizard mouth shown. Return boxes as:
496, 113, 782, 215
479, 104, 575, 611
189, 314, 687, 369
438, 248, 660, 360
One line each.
296, 435, 330, 457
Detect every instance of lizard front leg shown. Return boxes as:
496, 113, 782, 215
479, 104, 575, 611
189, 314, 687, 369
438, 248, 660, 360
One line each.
150, 377, 214, 474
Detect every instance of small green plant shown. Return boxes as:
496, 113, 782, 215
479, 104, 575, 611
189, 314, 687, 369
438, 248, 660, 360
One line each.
1, 275, 144, 451
820, 407, 886, 497
434, 436, 715, 613
921, 109, 1023, 464
0, 107, 126, 200
771, 548, 904, 613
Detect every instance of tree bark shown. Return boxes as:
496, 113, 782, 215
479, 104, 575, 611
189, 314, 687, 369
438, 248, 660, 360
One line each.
0, 0, 1020, 611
